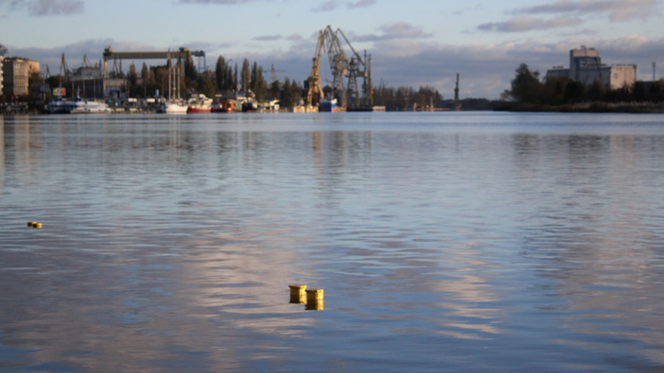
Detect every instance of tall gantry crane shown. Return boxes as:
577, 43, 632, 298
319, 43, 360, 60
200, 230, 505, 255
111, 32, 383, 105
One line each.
309, 25, 373, 109
307, 31, 325, 106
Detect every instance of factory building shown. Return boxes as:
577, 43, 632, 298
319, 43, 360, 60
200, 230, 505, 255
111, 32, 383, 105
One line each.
545, 47, 636, 90
1, 57, 40, 97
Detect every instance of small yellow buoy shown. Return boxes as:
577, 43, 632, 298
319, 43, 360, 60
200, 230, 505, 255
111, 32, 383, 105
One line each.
33, 223, 42, 229
27, 222, 36, 227
305, 289, 324, 301
289, 285, 307, 304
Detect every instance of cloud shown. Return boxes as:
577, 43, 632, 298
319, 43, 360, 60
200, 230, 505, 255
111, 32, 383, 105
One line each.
178, 0, 265, 4
286, 33, 303, 41
311, 0, 340, 11
348, 0, 375, 8
478, 15, 582, 32
0, 0, 83, 15
513, 0, 660, 22
253, 35, 283, 41
354, 22, 433, 42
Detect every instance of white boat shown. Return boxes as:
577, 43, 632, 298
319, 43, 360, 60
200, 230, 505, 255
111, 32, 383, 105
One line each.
46, 98, 69, 114
159, 101, 188, 114
68, 98, 112, 114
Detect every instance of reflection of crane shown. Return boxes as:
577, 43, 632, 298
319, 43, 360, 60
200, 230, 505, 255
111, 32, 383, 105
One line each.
307, 31, 325, 106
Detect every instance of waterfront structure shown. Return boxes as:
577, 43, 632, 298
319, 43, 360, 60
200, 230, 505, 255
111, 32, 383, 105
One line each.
69, 56, 105, 99
545, 47, 636, 90
1, 57, 39, 97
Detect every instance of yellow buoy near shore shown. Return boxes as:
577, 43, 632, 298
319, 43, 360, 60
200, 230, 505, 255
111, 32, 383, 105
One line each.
33, 223, 42, 228
289, 285, 307, 304
306, 289, 324, 301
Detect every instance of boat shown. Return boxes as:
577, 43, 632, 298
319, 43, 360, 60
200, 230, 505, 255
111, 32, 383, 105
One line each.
159, 100, 188, 114
68, 98, 112, 114
46, 97, 69, 114
242, 101, 258, 112
187, 94, 213, 114
212, 100, 239, 113
319, 98, 338, 112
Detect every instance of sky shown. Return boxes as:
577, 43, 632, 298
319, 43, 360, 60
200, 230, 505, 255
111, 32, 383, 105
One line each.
1, 0, 664, 99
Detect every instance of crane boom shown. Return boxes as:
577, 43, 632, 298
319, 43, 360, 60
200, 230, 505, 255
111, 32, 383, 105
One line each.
307, 31, 325, 106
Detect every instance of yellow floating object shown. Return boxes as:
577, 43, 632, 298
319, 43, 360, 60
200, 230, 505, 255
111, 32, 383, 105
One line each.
33, 223, 42, 229
306, 289, 324, 301
306, 299, 324, 311
289, 285, 307, 304
289, 284, 307, 296
27, 222, 36, 227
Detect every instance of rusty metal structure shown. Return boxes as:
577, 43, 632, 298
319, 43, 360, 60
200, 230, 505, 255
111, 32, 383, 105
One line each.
308, 25, 373, 109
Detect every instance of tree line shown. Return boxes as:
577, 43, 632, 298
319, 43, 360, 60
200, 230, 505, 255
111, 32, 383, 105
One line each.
373, 83, 442, 110
503, 63, 664, 106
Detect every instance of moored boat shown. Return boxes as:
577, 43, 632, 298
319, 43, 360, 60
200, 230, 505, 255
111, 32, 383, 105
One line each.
242, 101, 258, 112
319, 98, 338, 112
187, 94, 213, 114
212, 100, 239, 113
160, 101, 188, 114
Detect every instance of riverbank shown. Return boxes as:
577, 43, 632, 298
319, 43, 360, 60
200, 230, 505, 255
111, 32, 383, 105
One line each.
495, 102, 664, 114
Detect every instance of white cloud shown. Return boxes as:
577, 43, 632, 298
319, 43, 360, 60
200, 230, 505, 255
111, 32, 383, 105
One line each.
348, 0, 375, 8
478, 16, 582, 32
354, 22, 433, 42
514, 0, 660, 22
0, 0, 83, 16
253, 35, 283, 41
311, 0, 340, 12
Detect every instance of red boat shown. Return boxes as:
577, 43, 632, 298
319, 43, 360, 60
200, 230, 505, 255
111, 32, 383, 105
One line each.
187, 94, 213, 114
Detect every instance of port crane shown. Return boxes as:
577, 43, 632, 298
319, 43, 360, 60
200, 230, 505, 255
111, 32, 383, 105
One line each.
307, 25, 373, 109
307, 31, 325, 106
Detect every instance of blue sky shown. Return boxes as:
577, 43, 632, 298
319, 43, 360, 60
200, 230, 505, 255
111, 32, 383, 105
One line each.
2, 0, 663, 98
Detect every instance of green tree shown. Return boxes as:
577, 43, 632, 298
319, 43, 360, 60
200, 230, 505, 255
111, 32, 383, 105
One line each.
184, 53, 197, 84
510, 63, 543, 104
564, 81, 585, 104
215, 56, 226, 90
586, 80, 605, 102
540, 77, 569, 106
241, 59, 250, 92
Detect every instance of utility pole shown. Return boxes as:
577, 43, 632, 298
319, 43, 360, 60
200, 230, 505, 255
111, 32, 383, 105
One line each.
653, 62, 657, 81
454, 73, 461, 111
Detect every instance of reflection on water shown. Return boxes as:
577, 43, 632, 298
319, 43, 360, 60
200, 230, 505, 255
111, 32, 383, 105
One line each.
1, 113, 664, 372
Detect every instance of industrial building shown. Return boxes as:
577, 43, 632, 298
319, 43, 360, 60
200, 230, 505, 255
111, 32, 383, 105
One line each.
546, 47, 636, 90
1, 57, 40, 97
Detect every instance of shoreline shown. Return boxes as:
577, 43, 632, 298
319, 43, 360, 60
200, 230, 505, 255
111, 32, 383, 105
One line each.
495, 102, 664, 114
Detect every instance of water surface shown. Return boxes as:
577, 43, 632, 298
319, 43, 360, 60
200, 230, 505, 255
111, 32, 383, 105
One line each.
1, 112, 664, 372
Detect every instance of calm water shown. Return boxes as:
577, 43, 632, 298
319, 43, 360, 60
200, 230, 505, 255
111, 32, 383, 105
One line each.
1, 112, 664, 372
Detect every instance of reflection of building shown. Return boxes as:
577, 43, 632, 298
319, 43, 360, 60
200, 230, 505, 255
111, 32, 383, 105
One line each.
1, 57, 40, 97
545, 47, 636, 90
